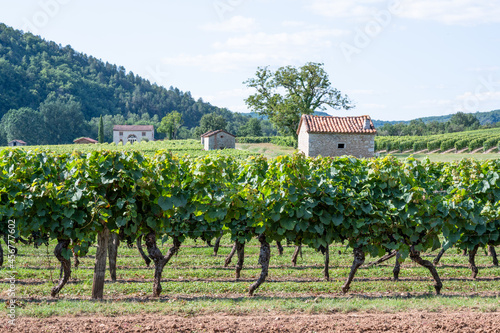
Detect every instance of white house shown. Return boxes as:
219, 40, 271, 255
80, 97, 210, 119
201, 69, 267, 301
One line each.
297, 114, 376, 158
113, 125, 154, 144
201, 130, 235, 150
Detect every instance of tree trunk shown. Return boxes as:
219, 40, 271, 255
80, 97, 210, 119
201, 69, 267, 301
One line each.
213, 232, 223, 256
393, 252, 401, 281
224, 241, 237, 267
291, 245, 302, 267
276, 241, 284, 256
323, 244, 330, 281
342, 247, 365, 293
108, 232, 120, 282
136, 234, 151, 267
3, 234, 16, 255
71, 248, 80, 268
145, 232, 181, 297
433, 247, 446, 265
468, 244, 480, 279
91, 227, 110, 299
410, 245, 442, 295
235, 241, 245, 280
248, 234, 271, 296
489, 245, 498, 266
51, 239, 71, 297
462, 248, 468, 256
0, 239, 3, 267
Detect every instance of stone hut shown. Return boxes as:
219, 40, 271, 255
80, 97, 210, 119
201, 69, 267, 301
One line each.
201, 130, 235, 150
8, 140, 27, 147
297, 114, 376, 158
74, 137, 98, 144
113, 125, 154, 144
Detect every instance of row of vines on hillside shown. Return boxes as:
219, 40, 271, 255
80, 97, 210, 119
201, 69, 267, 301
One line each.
375, 128, 500, 153
0, 149, 499, 298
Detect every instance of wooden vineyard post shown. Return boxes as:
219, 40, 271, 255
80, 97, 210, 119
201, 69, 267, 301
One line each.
92, 227, 110, 299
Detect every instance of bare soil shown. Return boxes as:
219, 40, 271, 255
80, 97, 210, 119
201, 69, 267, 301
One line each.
3, 312, 500, 332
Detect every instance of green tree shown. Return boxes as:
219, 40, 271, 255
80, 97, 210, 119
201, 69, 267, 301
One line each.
39, 93, 89, 144
448, 112, 480, 132
98, 115, 104, 143
157, 111, 183, 140
244, 62, 353, 138
1, 107, 45, 144
238, 118, 262, 137
194, 112, 228, 137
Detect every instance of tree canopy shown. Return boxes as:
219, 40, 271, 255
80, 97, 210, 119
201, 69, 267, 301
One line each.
244, 62, 353, 137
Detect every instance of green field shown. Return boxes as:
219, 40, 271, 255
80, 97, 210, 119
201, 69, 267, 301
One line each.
7, 236, 500, 318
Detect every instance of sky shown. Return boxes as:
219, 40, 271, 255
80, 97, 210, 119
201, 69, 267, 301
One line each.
1, 0, 500, 121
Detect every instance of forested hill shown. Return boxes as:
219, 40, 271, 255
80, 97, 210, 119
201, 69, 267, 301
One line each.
0, 23, 230, 128
373, 109, 500, 128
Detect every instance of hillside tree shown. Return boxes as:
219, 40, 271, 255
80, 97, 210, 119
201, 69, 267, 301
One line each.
158, 111, 183, 140
244, 62, 353, 138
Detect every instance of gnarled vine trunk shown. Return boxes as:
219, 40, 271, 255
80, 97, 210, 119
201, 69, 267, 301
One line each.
136, 234, 151, 267
276, 241, 284, 256
248, 234, 270, 296
323, 244, 330, 281
145, 232, 181, 297
92, 227, 110, 299
291, 244, 302, 267
488, 245, 498, 266
0, 240, 3, 267
393, 252, 401, 281
410, 245, 442, 295
224, 241, 237, 267
51, 239, 71, 297
342, 247, 365, 293
108, 232, 120, 282
213, 232, 223, 256
433, 247, 446, 265
468, 244, 479, 279
235, 241, 245, 279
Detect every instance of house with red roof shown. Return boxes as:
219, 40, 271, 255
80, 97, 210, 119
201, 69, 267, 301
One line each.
8, 139, 27, 147
201, 130, 235, 150
73, 137, 98, 144
297, 114, 376, 158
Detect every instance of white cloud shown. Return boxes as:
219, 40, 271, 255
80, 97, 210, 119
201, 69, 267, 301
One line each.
201, 16, 258, 33
308, 0, 500, 25
307, 0, 385, 19
162, 52, 286, 73
213, 29, 349, 51
163, 28, 349, 72
399, 0, 500, 25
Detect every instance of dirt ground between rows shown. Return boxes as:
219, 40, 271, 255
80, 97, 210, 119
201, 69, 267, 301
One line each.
3, 312, 500, 333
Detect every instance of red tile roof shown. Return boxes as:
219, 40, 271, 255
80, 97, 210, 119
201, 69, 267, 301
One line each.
73, 137, 98, 144
113, 125, 154, 131
201, 129, 235, 138
8, 140, 26, 144
297, 115, 377, 134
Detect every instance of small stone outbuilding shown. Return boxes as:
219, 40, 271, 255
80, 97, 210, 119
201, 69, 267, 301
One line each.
8, 140, 27, 147
297, 114, 376, 158
201, 130, 235, 150
113, 125, 154, 144
74, 137, 98, 144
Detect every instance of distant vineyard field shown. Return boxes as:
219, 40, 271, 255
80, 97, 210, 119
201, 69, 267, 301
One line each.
375, 127, 500, 153
0, 139, 258, 158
